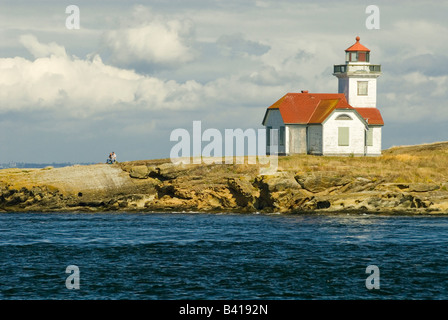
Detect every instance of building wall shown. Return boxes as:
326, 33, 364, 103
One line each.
307, 125, 323, 155
366, 126, 382, 156
286, 124, 307, 154
263, 109, 286, 154
346, 76, 377, 108
263, 108, 382, 157
322, 110, 367, 155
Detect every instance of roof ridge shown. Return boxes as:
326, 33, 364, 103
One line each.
307, 98, 339, 123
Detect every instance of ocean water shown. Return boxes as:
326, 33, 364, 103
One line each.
0, 212, 447, 300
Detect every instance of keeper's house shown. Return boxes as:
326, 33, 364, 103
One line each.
262, 36, 384, 156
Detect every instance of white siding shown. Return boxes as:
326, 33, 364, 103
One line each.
322, 110, 366, 155
366, 126, 382, 156
346, 77, 377, 108
263, 109, 286, 154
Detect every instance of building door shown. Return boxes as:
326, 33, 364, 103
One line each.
308, 126, 322, 154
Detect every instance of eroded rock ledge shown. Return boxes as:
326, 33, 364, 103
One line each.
1, 154, 448, 214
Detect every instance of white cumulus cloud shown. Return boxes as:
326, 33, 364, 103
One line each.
0, 35, 203, 118
102, 6, 196, 68
19, 34, 67, 58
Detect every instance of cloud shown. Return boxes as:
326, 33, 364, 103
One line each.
102, 6, 196, 68
380, 71, 448, 124
217, 33, 270, 57
388, 53, 448, 77
19, 34, 67, 58
0, 35, 207, 118
2, 1, 447, 162
0, 34, 283, 125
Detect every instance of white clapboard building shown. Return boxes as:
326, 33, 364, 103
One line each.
262, 36, 384, 156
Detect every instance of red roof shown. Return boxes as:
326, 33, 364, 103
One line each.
263, 91, 384, 125
345, 36, 370, 52
354, 107, 384, 125
265, 92, 351, 124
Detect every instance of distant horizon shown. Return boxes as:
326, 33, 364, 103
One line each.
0, 161, 96, 169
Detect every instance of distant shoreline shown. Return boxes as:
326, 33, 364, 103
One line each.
0, 162, 95, 169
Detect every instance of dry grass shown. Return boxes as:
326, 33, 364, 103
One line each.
118, 142, 448, 185
278, 142, 448, 183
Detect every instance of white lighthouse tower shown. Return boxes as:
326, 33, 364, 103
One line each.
333, 36, 381, 108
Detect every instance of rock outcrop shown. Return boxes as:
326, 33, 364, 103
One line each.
2, 141, 448, 214
0, 160, 447, 214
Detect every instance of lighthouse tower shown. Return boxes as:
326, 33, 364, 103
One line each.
333, 36, 381, 108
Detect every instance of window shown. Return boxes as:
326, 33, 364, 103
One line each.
366, 128, 373, 146
336, 114, 352, 120
338, 127, 349, 146
357, 81, 368, 96
279, 126, 285, 146
358, 52, 366, 62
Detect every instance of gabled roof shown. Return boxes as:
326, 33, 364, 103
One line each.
264, 92, 350, 124
354, 107, 384, 125
262, 91, 384, 126
345, 36, 370, 52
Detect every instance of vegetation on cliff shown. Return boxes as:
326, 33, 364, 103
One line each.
1, 141, 448, 214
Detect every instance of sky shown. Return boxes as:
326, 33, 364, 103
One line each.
0, 0, 447, 163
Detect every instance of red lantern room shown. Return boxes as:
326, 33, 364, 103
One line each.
345, 36, 370, 63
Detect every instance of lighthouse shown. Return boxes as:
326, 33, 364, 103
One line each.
333, 36, 381, 109
262, 36, 384, 156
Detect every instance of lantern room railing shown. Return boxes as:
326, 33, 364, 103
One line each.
333, 64, 381, 74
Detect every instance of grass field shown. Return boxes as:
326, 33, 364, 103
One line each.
120, 141, 448, 186
277, 141, 448, 185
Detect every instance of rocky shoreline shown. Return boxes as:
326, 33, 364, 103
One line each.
1, 143, 448, 214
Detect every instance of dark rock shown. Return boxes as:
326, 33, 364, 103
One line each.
316, 200, 331, 209
254, 173, 304, 211
227, 177, 257, 208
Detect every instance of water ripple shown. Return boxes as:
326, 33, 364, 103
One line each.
1, 212, 448, 299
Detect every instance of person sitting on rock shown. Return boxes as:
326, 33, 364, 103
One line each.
112, 152, 117, 163
106, 152, 113, 164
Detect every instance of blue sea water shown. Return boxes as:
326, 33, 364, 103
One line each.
0, 212, 447, 300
